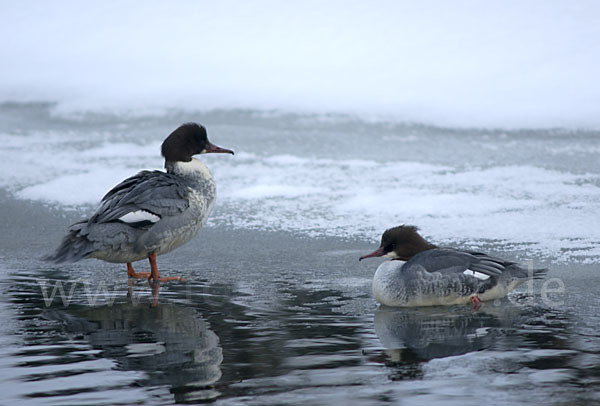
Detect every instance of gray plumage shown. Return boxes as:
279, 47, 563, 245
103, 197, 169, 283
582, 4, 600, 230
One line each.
45, 165, 215, 264
361, 225, 547, 307
44, 123, 233, 272
92, 171, 190, 224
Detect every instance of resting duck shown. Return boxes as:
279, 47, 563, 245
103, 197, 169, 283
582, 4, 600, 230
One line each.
360, 225, 546, 307
45, 123, 234, 282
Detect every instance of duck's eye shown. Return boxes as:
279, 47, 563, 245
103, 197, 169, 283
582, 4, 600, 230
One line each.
385, 244, 394, 253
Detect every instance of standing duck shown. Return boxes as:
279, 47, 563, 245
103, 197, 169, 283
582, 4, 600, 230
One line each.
359, 225, 546, 307
45, 123, 234, 281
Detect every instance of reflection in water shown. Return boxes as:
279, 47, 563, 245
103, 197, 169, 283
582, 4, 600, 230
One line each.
4, 267, 600, 404
374, 304, 521, 363
5, 271, 373, 403
45, 302, 223, 403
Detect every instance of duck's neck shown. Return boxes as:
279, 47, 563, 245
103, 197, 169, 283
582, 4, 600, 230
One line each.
165, 158, 213, 182
391, 243, 436, 261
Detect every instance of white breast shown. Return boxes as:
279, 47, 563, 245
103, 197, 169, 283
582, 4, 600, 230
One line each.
372, 260, 406, 306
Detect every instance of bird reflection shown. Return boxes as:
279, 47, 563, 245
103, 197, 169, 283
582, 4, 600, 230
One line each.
45, 301, 223, 403
373, 304, 522, 364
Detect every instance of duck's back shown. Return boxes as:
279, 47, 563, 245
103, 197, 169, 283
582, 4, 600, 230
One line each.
46, 166, 216, 264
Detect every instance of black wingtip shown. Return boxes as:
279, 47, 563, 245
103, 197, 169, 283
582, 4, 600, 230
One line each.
531, 267, 549, 280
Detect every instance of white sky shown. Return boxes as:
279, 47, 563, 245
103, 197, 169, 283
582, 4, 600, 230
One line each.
1, 0, 599, 128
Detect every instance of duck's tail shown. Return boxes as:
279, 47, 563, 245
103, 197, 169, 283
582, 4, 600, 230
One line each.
43, 221, 95, 263
510, 264, 548, 281
530, 267, 549, 280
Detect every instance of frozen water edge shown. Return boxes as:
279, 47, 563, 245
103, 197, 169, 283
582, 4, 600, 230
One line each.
1, 105, 599, 263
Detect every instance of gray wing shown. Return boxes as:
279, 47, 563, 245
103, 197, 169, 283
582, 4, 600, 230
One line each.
89, 170, 189, 226
404, 248, 512, 278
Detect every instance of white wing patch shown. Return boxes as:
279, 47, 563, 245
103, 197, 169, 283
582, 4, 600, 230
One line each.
119, 210, 160, 224
464, 269, 491, 280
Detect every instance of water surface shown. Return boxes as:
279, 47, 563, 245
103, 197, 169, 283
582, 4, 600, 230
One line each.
0, 104, 599, 404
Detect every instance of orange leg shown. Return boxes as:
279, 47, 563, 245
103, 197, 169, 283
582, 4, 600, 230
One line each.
127, 262, 151, 279
151, 279, 160, 308
147, 253, 184, 282
470, 295, 482, 310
